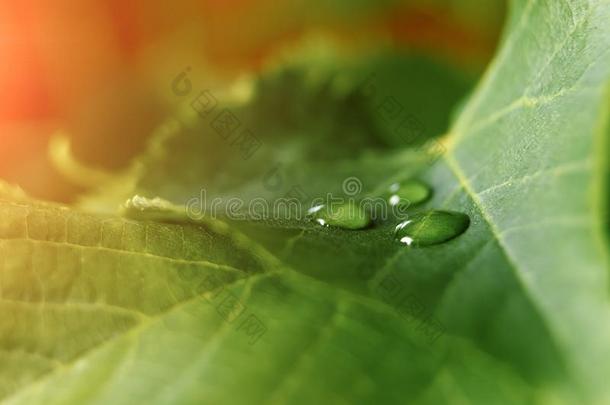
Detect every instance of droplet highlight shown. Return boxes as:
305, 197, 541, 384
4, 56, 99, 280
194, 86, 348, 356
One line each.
394, 210, 470, 247
124, 195, 174, 212
385, 180, 431, 208
308, 202, 371, 230
121, 195, 188, 222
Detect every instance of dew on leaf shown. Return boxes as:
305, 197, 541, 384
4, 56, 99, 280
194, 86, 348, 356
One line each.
394, 210, 470, 247
124, 195, 174, 212
385, 180, 431, 208
121, 195, 187, 222
308, 202, 371, 230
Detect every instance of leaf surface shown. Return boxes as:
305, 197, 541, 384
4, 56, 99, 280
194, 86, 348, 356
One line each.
2, 1, 610, 404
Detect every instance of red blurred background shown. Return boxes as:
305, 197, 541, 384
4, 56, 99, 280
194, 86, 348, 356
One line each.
0, 0, 503, 202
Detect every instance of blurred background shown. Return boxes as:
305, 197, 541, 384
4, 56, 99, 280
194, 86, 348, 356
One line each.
0, 0, 505, 202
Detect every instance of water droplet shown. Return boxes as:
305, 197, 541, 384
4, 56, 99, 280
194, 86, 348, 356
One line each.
122, 195, 187, 222
124, 195, 174, 212
394, 210, 469, 247
385, 180, 431, 208
308, 204, 325, 215
308, 202, 371, 230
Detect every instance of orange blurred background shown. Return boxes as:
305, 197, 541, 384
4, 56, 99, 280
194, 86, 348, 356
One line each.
0, 0, 504, 202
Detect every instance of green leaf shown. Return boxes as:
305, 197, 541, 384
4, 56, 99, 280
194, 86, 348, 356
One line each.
2, 1, 610, 404
75, 52, 473, 214
0, 199, 536, 404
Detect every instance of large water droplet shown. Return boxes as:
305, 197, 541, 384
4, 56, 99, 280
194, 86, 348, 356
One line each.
394, 210, 469, 247
308, 202, 371, 230
385, 180, 431, 208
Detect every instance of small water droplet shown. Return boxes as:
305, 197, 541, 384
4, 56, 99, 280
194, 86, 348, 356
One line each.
394, 210, 469, 247
124, 195, 174, 212
308, 204, 325, 215
122, 195, 187, 222
309, 202, 371, 230
385, 180, 431, 208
